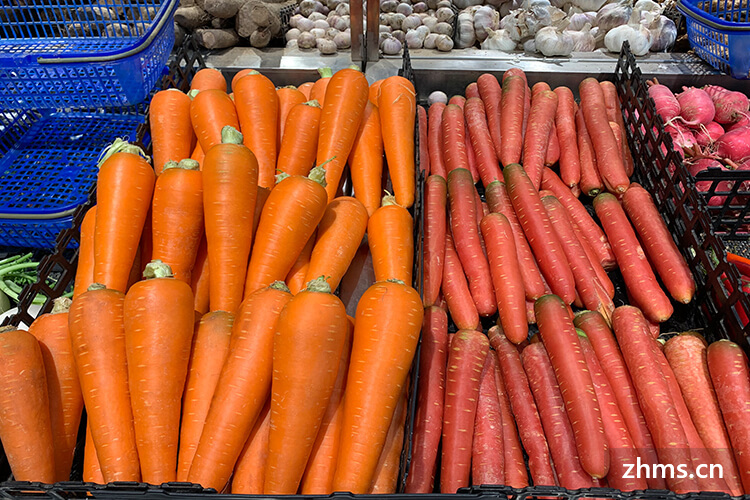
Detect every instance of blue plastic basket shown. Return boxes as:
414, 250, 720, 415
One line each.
678, 0, 750, 79
0, 0, 178, 109
0, 109, 144, 248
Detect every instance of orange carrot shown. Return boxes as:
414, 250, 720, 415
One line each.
264, 277, 349, 494
367, 194, 413, 284
277, 86, 307, 146
305, 197, 368, 291
190, 89, 239, 153
0, 327, 56, 483
69, 284, 140, 482
234, 71, 279, 189
94, 144, 155, 293
191, 141, 205, 167
316, 68, 369, 202
232, 399, 271, 494
28, 298, 82, 482
244, 166, 328, 295
300, 317, 354, 494
231, 69, 255, 92
369, 79, 384, 106
73, 206, 97, 299
298, 82, 314, 99
203, 127, 258, 313
124, 261, 194, 484
191, 68, 227, 92
151, 159, 203, 284
150, 89, 194, 175
177, 311, 234, 481
349, 101, 384, 217
187, 282, 292, 491
277, 100, 322, 177
83, 424, 104, 483
369, 386, 408, 493
285, 231, 316, 295
333, 280, 423, 493
311, 67, 333, 107
191, 235, 209, 315
251, 185, 271, 250
378, 76, 417, 208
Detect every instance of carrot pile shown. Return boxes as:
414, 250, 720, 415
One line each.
0, 67, 423, 495
408, 69, 749, 495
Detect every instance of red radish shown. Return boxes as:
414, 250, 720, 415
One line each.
594, 193, 673, 323
480, 213, 528, 344
612, 306, 699, 493
696, 121, 725, 147
504, 164, 576, 304
716, 126, 750, 163
405, 307, 448, 494
489, 327, 556, 486
707, 340, 750, 493
443, 232, 479, 330
423, 176, 447, 307
677, 86, 716, 127
665, 334, 744, 496
472, 353, 505, 486
687, 159, 732, 207
535, 294, 609, 479
522, 342, 594, 490
578, 332, 647, 492
493, 360, 528, 487
441, 329, 489, 493
484, 181, 546, 301
477, 74, 503, 161
730, 114, 750, 130
428, 103, 447, 178
666, 121, 698, 154
648, 83, 681, 123
574, 311, 664, 490
448, 168, 496, 316
622, 184, 695, 304
704, 85, 750, 124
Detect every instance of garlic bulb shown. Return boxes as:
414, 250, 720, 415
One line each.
334, 31, 351, 48
285, 28, 301, 41
406, 28, 427, 47
596, 1, 633, 33
424, 32, 440, 48
499, 1, 513, 16
568, 11, 596, 30
309, 11, 327, 21
390, 12, 406, 29
453, 0, 483, 9
380, 24, 392, 32
392, 29, 406, 43
310, 27, 326, 38
643, 13, 676, 51
481, 27, 516, 50
381, 34, 403, 54
313, 19, 330, 29
381, 0, 398, 11
416, 24, 431, 36
402, 13, 423, 30
326, 27, 340, 38
474, 5, 501, 42
634, 0, 661, 14
296, 17, 315, 32
436, 33, 454, 50
289, 14, 303, 28
523, 38, 536, 52
455, 14, 476, 47
317, 37, 337, 54
436, 6, 455, 22
397, 2, 414, 15
413, 2, 429, 12
298, 31, 316, 48
434, 21, 454, 34
422, 15, 439, 29
567, 23, 595, 50
335, 3, 349, 15
571, 0, 607, 14
287, 39, 299, 49
535, 25, 574, 55
604, 22, 651, 55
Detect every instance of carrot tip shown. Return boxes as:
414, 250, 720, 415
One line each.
52, 297, 72, 314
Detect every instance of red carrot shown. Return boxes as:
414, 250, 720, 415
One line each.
500, 75, 526, 167
443, 232, 479, 330
429, 103, 447, 178
523, 90, 558, 189
535, 295, 609, 479
574, 310, 664, 490
522, 342, 594, 490
477, 74, 503, 161
601, 81, 634, 177
472, 352, 505, 486
405, 307, 449, 493
441, 104, 469, 174
465, 98, 502, 187
579, 78, 629, 194
480, 213, 527, 343
554, 87, 581, 191
622, 183, 695, 304
441, 329, 489, 493
493, 359, 528, 487
418, 105, 430, 175
576, 107, 604, 197
448, 168, 495, 316
424, 175, 447, 308
504, 164, 575, 304
594, 193, 673, 323
489, 326, 556, 486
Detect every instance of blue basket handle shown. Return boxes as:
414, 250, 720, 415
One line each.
36, 0, 179, 64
